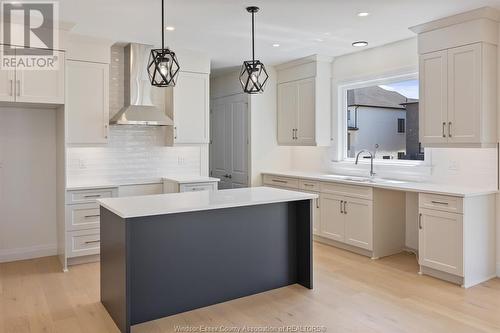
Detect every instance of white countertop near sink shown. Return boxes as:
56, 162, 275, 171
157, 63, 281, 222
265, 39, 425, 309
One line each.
98, 186, 318, 219
263, 171, 498, 197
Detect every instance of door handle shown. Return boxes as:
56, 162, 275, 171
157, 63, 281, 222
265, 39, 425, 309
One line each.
316, 197, 320, 209
343, 201, 347, 214
418, 213, 423, 230
448, 122, 452, 138
442, 122, 446, 138
295, 128, 298, 140
340, 200, 344, 214
16, 80, 20, 96
9, 79, 13, 96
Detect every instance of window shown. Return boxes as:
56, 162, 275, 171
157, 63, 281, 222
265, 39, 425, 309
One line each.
397, 118, 405, 133
345, 78, 424, 161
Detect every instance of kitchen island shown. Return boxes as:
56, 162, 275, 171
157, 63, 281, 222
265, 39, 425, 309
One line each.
98, 187, 317, 333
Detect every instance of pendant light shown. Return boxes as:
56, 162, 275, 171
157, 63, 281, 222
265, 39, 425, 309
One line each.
239, 6, 269, 94
148, 0, 180, 87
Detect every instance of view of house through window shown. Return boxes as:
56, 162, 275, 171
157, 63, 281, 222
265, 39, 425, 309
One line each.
346, 79, 423, 161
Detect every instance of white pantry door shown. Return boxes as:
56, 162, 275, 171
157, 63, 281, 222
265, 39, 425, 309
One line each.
210, 94, 249, 189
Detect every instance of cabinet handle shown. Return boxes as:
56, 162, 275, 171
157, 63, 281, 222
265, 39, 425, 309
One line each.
418, 213, 423, 230
84, 214, 100, 219
271, 179, 287, 184
304, 183, 314, 187
448, 122, 452, 138
174, 126, 178, 140
83, 194, 101, 198
340, 200, 344, 214
343, 201, 347, 214
84, 240, 100, 245
104, 124, 108, 139
442, 122, 446, 138
295, 128, 298, 140
316, 198, 320, 209
16, 80, 20, 96
9, 79, 13, 96
431, 200, 449, 205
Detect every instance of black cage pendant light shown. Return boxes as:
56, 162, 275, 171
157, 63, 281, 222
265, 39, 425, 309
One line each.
239, 6, 269, 94
148, 0, 180, 87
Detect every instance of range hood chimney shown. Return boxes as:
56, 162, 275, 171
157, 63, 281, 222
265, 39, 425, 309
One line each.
110, 43, 173, 126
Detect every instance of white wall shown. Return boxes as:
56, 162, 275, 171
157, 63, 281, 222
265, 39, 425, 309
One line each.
210, 67, 293, 187
0, 107, 58, 262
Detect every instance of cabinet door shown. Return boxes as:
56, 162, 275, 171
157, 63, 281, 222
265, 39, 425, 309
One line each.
419, 51, 448, 144
447, 44, 481, 144
296, 78, 316, 145
277, 81, 297, 144
0, 46, 15, 102
418, 209, 463, 276
16, 50, 65, 104
173, 72, 209, 143
344, 198, 373, 250
66, 60, 109, 144
319, 193, 344, 242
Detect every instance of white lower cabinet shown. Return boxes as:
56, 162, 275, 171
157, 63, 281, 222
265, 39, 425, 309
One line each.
344, 198, 373, 250
418, 208, 463, 276
319, 194, 345, 242
417, 193, 496, 287
60, 187, 118, 271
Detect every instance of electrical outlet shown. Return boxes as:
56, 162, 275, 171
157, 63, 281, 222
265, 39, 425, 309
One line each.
78, 159, 87, 169
448, 160, 459, 171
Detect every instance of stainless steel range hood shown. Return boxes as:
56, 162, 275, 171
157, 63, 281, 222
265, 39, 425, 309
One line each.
110, 43, 173, 126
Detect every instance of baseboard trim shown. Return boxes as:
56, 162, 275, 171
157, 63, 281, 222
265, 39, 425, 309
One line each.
0, 244, 57, 263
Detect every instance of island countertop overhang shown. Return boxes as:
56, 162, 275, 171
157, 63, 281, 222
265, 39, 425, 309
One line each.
97, 186, 317, 219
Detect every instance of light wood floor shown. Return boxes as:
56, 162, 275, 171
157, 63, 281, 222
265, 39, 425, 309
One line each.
1, 243, 499, 333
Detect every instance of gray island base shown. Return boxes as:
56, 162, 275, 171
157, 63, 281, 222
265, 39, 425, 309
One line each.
98, 187, 317, 333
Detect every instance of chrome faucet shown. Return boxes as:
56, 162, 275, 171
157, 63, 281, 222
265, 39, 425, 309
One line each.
355, 150, 376, 177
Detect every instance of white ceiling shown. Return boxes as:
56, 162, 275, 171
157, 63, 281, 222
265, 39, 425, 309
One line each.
59, 0, 500, 70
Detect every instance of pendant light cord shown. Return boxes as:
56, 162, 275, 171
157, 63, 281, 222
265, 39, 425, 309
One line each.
161, 0, 165, 51
251, 10, 255, 63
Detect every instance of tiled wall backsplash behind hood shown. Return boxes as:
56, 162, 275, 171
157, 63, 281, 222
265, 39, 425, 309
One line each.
67, 126, 202, 185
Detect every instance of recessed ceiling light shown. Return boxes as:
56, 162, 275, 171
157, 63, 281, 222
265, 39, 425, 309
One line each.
357, 12, 370, 17
352, 41, 368, 47
165, 26, 175, 31
272, 43, 280, 47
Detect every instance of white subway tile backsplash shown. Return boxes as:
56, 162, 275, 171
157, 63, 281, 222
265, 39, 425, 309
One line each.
67, 125, 201, 185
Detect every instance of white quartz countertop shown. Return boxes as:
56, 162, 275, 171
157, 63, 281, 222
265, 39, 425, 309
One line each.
98, 186, 317, 219
162, 176, 220, 184
263, 171, 498, 197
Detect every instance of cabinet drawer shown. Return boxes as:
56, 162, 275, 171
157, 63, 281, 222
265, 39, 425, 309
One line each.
66, 187, 118, 204
419, 193, 463, 214
66, 229, 100, 258
179, 182, 217, 192
66, 203, 100, 231
320, 182, 372, 200
263, 175, 299, 189
299, 179, 320, 192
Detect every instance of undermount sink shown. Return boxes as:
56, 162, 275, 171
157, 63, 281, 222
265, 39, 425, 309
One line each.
321, 174, 408, 185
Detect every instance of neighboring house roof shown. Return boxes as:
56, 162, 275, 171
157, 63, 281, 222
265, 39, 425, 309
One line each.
347, 86, 418, 110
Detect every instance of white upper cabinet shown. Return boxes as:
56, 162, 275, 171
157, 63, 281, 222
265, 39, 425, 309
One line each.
16, 50, 65, 104
169, 71, 209, 144
0, 46, 64, 104
66, 60, 109, 144
412, 9, 498, 147
419, 50, 448, 144
276, 55, 332, 146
